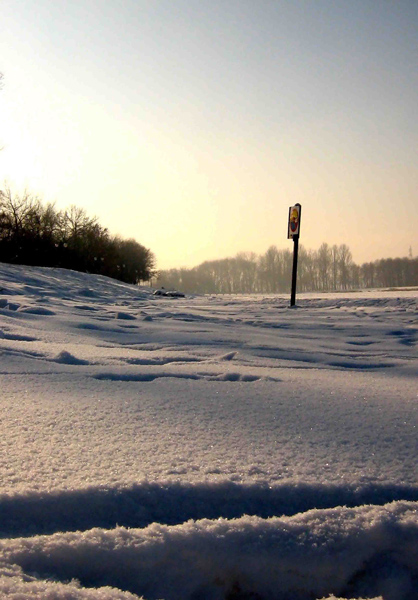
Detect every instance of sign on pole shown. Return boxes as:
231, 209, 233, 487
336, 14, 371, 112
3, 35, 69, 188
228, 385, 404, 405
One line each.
288, 204, 301, 239
288, 203, 302, 306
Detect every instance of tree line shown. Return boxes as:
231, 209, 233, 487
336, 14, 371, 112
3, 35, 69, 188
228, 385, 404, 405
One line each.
156, 243, 417, 294
0, 187, 155, 284
1, 184, 416, 293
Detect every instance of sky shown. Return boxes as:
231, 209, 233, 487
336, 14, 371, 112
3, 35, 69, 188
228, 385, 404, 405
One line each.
1, 0, 417, 270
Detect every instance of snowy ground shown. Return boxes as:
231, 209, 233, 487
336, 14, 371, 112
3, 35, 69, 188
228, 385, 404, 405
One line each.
0, 263, 417, 600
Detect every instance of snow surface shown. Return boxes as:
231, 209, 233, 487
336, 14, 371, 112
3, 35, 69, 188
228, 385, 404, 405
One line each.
0, 263, 417, 600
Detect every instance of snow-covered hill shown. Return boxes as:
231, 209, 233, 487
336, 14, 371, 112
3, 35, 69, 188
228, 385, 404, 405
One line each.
0, 263, 417, 599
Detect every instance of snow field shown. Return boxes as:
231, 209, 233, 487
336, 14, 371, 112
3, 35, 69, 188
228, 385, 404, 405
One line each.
0, 263, 417, 599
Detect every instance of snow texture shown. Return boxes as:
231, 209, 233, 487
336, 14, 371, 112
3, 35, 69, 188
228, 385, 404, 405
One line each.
0, 263, 417, 599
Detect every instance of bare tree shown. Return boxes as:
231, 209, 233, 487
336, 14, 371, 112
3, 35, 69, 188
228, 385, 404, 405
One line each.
317, 243, 332, 290
338, 244, 353, 290
0, 186, 42, 238
331, 245, 339, 290
0, 73, 3, 150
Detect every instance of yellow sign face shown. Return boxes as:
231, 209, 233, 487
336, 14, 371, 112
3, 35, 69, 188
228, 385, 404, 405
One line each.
288, 204, 301, 239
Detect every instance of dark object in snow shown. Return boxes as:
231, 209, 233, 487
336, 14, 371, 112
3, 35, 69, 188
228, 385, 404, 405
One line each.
165, 290, 185, 297
153, 288, 185, 298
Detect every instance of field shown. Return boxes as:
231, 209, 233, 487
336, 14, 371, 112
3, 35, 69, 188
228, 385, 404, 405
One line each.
0, 263, 417, 599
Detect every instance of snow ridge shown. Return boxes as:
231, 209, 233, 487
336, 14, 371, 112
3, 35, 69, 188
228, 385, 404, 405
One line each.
1, 480, 418, 539
0, 502, 417, 600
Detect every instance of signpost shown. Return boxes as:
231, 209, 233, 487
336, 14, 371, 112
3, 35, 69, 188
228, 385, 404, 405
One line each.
288, 203, 302, 307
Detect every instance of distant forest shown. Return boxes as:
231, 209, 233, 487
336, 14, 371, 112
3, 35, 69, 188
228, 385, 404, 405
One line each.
157, 245, 418, 294
0, 187, 155, 285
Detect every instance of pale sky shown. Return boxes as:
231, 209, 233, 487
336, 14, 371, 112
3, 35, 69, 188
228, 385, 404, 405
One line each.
1, 0, 417, 269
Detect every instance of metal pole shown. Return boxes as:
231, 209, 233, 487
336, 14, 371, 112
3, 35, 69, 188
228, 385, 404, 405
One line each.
290, 234, 299, 307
